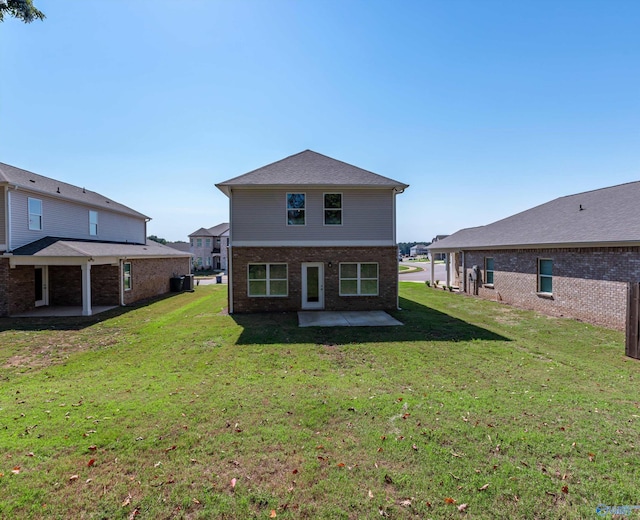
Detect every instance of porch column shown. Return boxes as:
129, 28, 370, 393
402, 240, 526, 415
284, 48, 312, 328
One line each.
430, 255, 435, 286
446, 253, 451, 288
81, 262, 92, 316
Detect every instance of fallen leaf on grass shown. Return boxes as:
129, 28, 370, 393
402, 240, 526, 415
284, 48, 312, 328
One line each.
11, 467, 20, 475
165, 445, 177, 453
399, 499, 412, 507
87, 459, 96, 467
231, 477, 237, 489
270, 510, 277, 518
458, 503, 468, 512
561, 485, 569, 494
444, 497, 456, 504
478, 483, 489, 491
69, 475, 79, 481
337, 462, 345, 467
122, 494, 132, 507
368, 490, 374, 499
88, 445, 97, 451
588, 453, 595, 462
128, 508, 139, 520
193, 498, 200, 505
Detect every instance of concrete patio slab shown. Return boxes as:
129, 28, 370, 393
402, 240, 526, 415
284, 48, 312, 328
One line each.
298, 310, 403, 327
11, 306, 117, 318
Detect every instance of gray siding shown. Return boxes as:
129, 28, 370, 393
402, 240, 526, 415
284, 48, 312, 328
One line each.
231, 188, 395, 243
9, 189, 146, 250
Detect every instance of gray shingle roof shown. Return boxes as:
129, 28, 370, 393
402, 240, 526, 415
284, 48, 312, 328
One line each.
216, 150, 408, 195
188, 223, 229, 238
12, 237, 191, 258
430, 181, 640, 251
0, 162, 148, 219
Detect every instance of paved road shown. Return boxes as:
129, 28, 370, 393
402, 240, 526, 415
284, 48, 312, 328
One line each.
399, 261, 448, 283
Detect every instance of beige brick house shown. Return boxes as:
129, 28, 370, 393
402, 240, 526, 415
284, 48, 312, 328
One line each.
216, 150, 408, 313
429, 181, 640, 330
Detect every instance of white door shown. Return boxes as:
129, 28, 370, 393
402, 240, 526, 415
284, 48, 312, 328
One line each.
34, 266, 48, 307
302, 262, 324, 310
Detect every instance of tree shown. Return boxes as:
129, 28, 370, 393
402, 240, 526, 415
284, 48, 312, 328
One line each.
148, 235, 167, 245
0, 0, 45, 23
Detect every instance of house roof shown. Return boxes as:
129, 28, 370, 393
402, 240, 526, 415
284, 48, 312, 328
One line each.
10, 237, 191, 259
429, 180, 640, 252
215, 150, 409, 196
0, 162, 149, 219
166, 242, 192, 253
188, 223, 229, 238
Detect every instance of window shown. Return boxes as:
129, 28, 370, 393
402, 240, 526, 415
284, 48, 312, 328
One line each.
89, 210, 98, 236
339, 263, 379, 296
206, 238, 211, 247
485, 257, 494, 285
205, 257, 211, 267
196, 238, 202, 247
28, 198, 42, 230
248, 263, 288, 296
538, 259, 553, 293
123, 262, 132, 291
324, 193, 342, 225
190, 239, 193, 246
286, 193, 305, 225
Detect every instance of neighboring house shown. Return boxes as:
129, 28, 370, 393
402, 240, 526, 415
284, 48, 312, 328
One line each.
0, 162, 191, 317
216, 150, 408, 313
188, 223, 229, 271
430, 235, 449, 261
428, 181, 640, 331
409, 244, 429, 257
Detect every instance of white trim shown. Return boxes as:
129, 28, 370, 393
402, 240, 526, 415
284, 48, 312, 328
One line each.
28, 197, 43, 231
232, 240, 395, 247
34, 265, 48, 307
6, 189, 12, 251
430, 240, 640, 253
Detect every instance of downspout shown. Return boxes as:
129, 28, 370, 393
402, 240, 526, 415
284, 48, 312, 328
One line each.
393, 188, 403, 310
6, 188, 12, 251
120, 258, 125, 306
228, 189, 234, 314
461, 251, 466, 293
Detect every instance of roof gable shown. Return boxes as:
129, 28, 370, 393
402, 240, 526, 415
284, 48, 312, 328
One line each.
0, 162, 148, 219
430, 180, 640, 251
216, 150, 408, 196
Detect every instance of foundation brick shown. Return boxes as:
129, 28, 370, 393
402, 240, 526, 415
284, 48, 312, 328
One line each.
230, 246, 398, 313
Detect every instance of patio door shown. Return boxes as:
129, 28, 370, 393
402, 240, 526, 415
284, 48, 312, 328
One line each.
34, 266, 48, 307
301, 262, 324, 310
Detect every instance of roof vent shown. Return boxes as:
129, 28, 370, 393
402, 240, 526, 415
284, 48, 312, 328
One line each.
29, 179, 36, 183
56, 187, 60, 193
579, 204, 584, 211
83, 187, 86, 193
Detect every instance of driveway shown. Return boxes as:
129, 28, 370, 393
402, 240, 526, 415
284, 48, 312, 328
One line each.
399, 261, 448, 283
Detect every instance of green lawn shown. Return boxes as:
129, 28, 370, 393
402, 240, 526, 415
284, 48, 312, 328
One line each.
0, 284, 637, 519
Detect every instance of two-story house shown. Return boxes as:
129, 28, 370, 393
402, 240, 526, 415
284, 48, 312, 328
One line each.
0, 162, 191, 317
216, 150, 408, 313
188, 223, 229, 272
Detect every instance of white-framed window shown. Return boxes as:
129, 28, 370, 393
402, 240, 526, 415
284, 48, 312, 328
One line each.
206, 238, 211, 247
123, 262, 132, 291
205, 257, 211, 267
248, 263, 288, 297
28, 197, 43, 231
89, 210, 98, 236
339, 263, 379, 296
484, 257, 494, 285
197, 238, 202, 247
324, 193, 342, 225
286, 193, 305, 226
538, 258, 553, 293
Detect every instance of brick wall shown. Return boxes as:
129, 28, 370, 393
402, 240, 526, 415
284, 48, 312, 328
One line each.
123, 257, 191, 305
230, 246, 398, 313
50, 266, 82, 306
0, 259, 8, 316
8, 265, 35, 315
460, 248, 639, 330
91, 265, 120, 305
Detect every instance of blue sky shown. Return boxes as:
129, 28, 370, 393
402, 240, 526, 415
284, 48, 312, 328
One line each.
2, 0, 638, 242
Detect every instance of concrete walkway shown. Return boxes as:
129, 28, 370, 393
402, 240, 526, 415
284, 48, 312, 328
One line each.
298, 310, 403, 327
11, 306, 117, 318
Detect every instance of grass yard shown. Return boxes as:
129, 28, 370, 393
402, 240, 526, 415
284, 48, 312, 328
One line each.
0, 283, 638, 519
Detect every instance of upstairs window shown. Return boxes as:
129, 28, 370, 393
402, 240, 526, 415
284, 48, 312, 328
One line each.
287, 193, 305, 225
89, 210, 98, 236
538, 259, 553, 293
340, 263, 379, 296
248, 263, 288, 296
28, 198, 42, 230
206, 238, 211, 247
484, 257, 494, 285
196, 238, 202, 247
324, 193, 342, 225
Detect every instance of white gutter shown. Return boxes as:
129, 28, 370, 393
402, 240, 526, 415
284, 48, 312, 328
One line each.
228, 189, 234, 314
